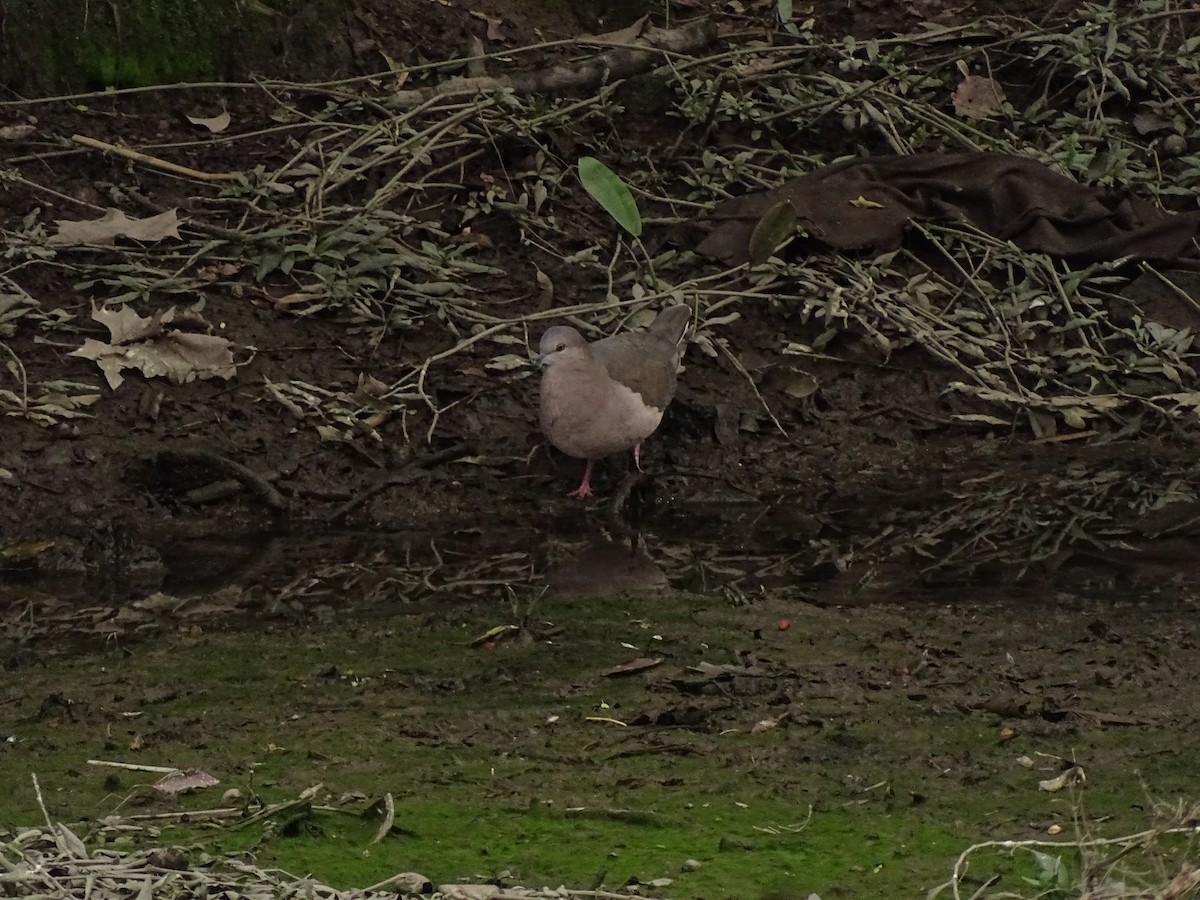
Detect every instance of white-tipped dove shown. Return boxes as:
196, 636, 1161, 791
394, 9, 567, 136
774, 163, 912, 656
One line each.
538, 305, 691, 498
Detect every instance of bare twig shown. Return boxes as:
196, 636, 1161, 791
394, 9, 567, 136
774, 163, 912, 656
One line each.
70, 134, 239, 181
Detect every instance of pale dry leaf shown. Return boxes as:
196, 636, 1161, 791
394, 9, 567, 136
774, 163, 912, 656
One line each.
93, 303, 170, 344
470, 10, 504, 41
0, 381, 101, 425
1038, 765, 1085, 792
70, 339, 134, 389
153, 768, 220, 795
602, 657, 663, 677
591, 13, 649, 44
466, 35, 487, 77
50, 208, 182, 246
952, 75, 1006, 120
535, 267, 554, 308
69, 304, 237, 390
54, 823, 88, 858
354, 373, 389, 400
1060, 407, 1088, 430
186, 111, 232, 133
486, 353, 530, 371
196, 262, 240, 282
370, 792, 395, 845
438, 885, 497, 900
751, 711, 790, 733
124, 332, 237, 384
33, 382, 102, 415
1132, 108, 1172, 136
0, 124, 36, 141
764, 364, 819, 400
390, 873, 432, 894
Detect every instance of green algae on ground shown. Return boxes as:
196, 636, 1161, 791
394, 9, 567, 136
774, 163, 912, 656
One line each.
2, 587, 1199, 898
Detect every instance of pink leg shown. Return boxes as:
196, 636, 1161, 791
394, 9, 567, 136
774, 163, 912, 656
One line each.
633, 443, 644, 472
568, 459, 595, 499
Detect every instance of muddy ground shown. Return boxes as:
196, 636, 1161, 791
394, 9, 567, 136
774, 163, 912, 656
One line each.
3, 0, 1200, 897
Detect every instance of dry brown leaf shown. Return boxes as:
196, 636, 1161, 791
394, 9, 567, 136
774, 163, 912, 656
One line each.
153, 768, 220, 795
466, 35, 487, 77
0, 124, 36, 141
50, 209, 181, 246
186, 111, 232, 133
1038, 765, 1085, 792
54, 823, 88, 859
952, 75, 1006, 120
535, 266, 555, 309
470, 11, 504, 41
196, 262, 240, 282
590, 14, 650, 44
439, 885, 497, 900
95, 303, 169, 343
602, 656, 663, 677
388, 874, 433, 894
751, 711, 791, 733
1132, 108, 1172, 136
69, 304, 238, 390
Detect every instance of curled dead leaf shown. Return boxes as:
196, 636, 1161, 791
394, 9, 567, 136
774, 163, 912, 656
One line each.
602, 657, 664, 677
152, 768, 220, 795
1038, 765, 1085, 792
186, 111, 232, 133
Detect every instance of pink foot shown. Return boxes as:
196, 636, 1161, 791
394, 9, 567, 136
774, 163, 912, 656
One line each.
568, 460, 595, 499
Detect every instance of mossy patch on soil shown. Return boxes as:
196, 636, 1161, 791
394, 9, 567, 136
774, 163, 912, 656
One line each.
3, 583, 1198, 898
0, 0, 346, 92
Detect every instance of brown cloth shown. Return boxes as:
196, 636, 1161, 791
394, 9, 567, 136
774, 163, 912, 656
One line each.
697, 152, 1200, 268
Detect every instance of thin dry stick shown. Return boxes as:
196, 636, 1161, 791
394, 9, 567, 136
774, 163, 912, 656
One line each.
311, 93, 471, 203
86, 759, 180, 774
31, 773, 53, 831
947, 825, 1200, 900
717, 339, 789, 438
70, 134, 239, 181
362, 107, 482, 211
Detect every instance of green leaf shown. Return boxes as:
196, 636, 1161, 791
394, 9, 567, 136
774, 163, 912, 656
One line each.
578, 157, 642, 237
747, 199, 797, 265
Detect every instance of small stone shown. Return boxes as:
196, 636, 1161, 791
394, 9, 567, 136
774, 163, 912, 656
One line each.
1161, 134, 1186, 157
148, 847, 189, 870
682, 858, 702, 872
221, 788, 243, 804
719, 834, 756, 851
